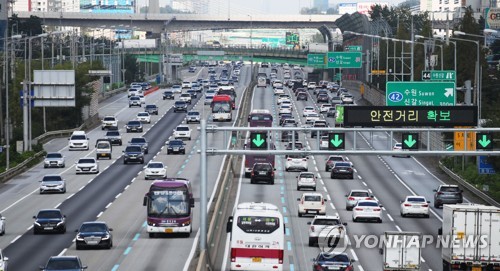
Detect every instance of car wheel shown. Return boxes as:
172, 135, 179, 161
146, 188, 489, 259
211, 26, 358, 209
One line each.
425, 214, 430, 218
350, 175, 354, 179
308, 238, 315, 247
298, 212, 302, 217
297, 186, 300, 190
401, 212, 406, 217
250, 178, 254, 184
108, 241, 113, 249
270, 180, 274, 185
167, 151, 171, 155
145, 150, 149, 154
140, 160, 144, 164
76, 244, 82, 250
434, 202, 439, 208
378, 218, 383, 223
313, 187, 316, 191
44, 165, 48, 168
330, 174, 334, 179
124, 160, 127, 164
346, 206, 351, 211
352, 217, 357, 222
149, 233, 156, 238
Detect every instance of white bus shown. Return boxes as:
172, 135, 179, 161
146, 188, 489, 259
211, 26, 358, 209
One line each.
227, 202, 284, 271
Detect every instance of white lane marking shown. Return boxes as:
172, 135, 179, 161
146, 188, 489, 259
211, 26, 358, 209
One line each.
27, 225, 33, 230
66, 193, 75, 199
327, 194, 331, 201
54, 203, 61, 209
105, 202, 112, 209
362, 182, 367, 186
350, 249, 359, 261
97, 211, 103, 218
58, 248, 67, 256
0, 188, 39, 213
323, 186, 327, 192
115, 193, 122, 199
330, 202, 336, 210
387, 214, 394, 221
421, 257, 426, 263
10, 235, 22, 244
395, 225, 402, 232
358, 266, 365, 271
78, 186, 85, 191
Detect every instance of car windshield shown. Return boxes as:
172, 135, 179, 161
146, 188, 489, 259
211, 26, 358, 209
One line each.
78, 159, 95, 164
80, 223, 107, 232
137, 113, 149, 117
181, 94, 191, 97
146, 105, 156, 109
103, 117, 115, 121
131, 138, 146, 143
351, 191, 370, 197
408, 197, 426, 202
335, 163, 351, 168
42, 175, 62, 182
164, 91, 173, 94
96, 142, 109, 149
358, 201, 378, 207
46, 153, 62, 158
126, 146, 142, 152
254, 164, 272, 170
175, 101, 186, 106
71, 135, 86, 140
304, 195, 321, 201
329, 156, 344, 161
176, 126, 189, 131
128, 121, 141, 125
318, 254, 349, 262
441, 187, 460, 192
148, 163, 164, 168
131, 97, 140, 100
46, 259, 81, 269
300, 173, 315, 178
38, 210, 62, 219
188, 112, 199, 116
106, 131, 119, 136
314, 219, 340, 225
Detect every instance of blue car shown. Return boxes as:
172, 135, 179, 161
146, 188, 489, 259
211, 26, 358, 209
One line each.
312, 252, 355, 271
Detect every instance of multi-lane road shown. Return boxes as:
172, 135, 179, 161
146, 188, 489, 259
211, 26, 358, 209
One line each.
0, 64, 252, 270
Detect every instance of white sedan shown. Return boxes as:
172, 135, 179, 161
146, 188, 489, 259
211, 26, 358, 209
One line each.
273, 87, 285, 95
302, 106, 316, 117
75, 157, 99, 174
305, 113, 321, 125
279, 104, 292, 115
144, 161, 167, 180
400, 196, 430, 218
393, 143, 410, 158
136, 112, 151, 123
352, 200, 383, 223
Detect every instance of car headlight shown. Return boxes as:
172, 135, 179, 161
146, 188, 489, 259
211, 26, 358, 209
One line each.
102, 234, 110, 240
34, 222, 41, 226
76, 235, 84, 241
56, 221, 64, 226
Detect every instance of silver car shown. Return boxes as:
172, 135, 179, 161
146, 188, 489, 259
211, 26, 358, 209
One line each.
345, 189, 373, 211
44, 152, 65, 168
40, 174, 66, 194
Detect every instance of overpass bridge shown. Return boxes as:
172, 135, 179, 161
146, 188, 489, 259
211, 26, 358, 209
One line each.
14, 12, 341, 32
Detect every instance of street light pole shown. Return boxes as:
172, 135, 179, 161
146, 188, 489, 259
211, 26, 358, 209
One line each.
248, 14, 253, 78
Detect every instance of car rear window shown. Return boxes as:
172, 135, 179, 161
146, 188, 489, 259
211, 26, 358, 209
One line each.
176, 126, 189, 131
128, 121, 141, 125
148, 163, 163, 168
335, 162, 351, 167
304, 195, 321, 201
300, 173, 314, 178
313, 219, 340, 226
254, 164, 272, 170
351, 191, 369, 197
131, 138, 146, 143
408, 197, 426, 202
71, 135, 86, 140
106, 131, 119, 136
126, 146, 142, 152
79, 158, 95, 164
46, 153, 62, 158
103, 117, 115, 121
358, 201, 378, 207
441, 187, 460, 192
42, 175, 62, 182
328, 156, 344, 161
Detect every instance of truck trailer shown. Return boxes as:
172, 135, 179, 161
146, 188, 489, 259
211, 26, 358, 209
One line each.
382, 231, 422, 271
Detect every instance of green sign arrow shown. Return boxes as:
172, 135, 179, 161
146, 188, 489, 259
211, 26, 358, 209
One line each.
330, 134, 343, 147
478, 134, 491, 148
404, 135, 417, 148
252, 134, 265, 147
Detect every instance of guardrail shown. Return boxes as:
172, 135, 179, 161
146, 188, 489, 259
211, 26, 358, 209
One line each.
0, 150, 45, 183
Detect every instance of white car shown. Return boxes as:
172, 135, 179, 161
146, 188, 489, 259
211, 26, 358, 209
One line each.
345, 189, 374, 210
144, 161, 167, 180
307, 82, 317, 90
297, 193, 327, 217
319, 136, 329, 150
302, 106, 316, 117
185, 111, 201, 123
101, 115, 118, 130
352, 200, 383, 223
272, 80, 283, 88
0, 214, 5, 235
305, 113, 321, 125
273, 87, 285, 95
285, 154, 308, 172
138, 94, 145, 104
280, 99, 292, 109
0, 249, 8, 270
400, 196, 430, 218
278, 104, 292, 115
173, 125, 192, 140
296, 172, 316, 191
181, 81, 192, 88
341, 94, 354, 104
307, 215, 346, 247
75, 157, 99, 174
68, 131, 89, 151
319, 104, 332, 113
393, 143, 410, 157
172, 85, 182, 93
136, 112, 151, 124
44, 152, 66, 168
277, 94, 291, 105
179, 93, 192, 104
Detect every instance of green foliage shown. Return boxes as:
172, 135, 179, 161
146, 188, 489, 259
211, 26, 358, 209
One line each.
124, 54, 140, 84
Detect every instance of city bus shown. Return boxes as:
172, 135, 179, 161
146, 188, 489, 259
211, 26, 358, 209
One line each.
226, 202, 284, 271
244, 109, 275, 177
217, 86, 237, 109
143, 178, 195, 238
211, 95, 232, 122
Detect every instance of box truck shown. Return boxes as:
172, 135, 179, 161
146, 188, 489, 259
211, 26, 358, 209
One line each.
382, 231, 422, 271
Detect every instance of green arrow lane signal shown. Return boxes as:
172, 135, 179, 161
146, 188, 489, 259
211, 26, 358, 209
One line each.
250, 132, 267, 149
476, 133, 493, 149
328, 133, 345, 150
402, 133, 419, 150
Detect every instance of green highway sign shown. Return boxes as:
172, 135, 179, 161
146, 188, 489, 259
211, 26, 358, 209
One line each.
386, 82, 456, 106
346, 45, 362, 52
402, 133, 419, 150
326, 52, 362, 68
423, 70, 456, 81
307, 54, 325, 66
328, 133, 345, 150
250, 132, 267, 149
476, 133, 493, 149
335, 105, 344, 126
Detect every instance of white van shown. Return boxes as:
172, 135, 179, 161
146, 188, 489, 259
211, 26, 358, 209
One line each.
128, 87, 143, 98
68, 131, 89, 151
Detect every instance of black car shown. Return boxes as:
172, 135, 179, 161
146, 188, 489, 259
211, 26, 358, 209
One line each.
297, 91, 308, 101
166, 140, 186, 154
75, 221, 113, 250
433, 185, 463, 208
105, 130, 122, 145
279, 113, 294, 126
312, 252, 354, 271
33, 209, 66, 234
123, 145, 144, 164
40, 256, 87, 271
173, 101, 188, 112
125, 120, 143, 133
129, 137, 149, 154
163, 90, 174, 100
317, 93, 330, 103
331, 162, 354, 179
145, 104, 158, 115
187, 89, 198, 98
250, 162, 275, 185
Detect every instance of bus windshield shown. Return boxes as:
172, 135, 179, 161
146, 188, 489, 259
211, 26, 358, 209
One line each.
237, 216, 280, 234
148, 188, 190, 218
212, 102, 231, 113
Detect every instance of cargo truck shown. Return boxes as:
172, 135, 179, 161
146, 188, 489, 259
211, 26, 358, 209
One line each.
382, 231, 421, 271
439, 204, 500, 271
115, 39, 157, 49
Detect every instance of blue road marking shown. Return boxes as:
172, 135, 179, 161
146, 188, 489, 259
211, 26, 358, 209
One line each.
287, 241, 292, 251
281, 197, 285, 204
124, 247, 132, 255
290, 264, 295, 271
279, 172, 283, 177
111, 265, 120, 271
142, 221, 147, 227
286, 228, 290, 236
280, 186, 284, 191
133, 233, 140, 241
280, 179, 284, 184
284, 217, 288, 224
283, 207, 287, 213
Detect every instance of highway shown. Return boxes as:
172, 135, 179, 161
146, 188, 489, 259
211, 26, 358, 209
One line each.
0, 64, 252, 270
216, 66, 470, 271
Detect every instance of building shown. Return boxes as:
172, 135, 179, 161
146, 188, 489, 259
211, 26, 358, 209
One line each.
172, 0, 208, 14
313, 0, 329, 12
13, 0, 79, 12
419, 0, 482, 20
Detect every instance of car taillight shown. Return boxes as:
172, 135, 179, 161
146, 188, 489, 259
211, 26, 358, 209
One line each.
302, 158, 307, 161
374, 208, 381, 211
422, 204, 429, 207
348, 197, 355, 200
231, 248, 236, 262
311, 226, 315, 232
278, 250, 283, 264
404, 204, 412, 207
271, 171, 274, 176
321, 200, 325, 205
251, 172, 254, 177
365, 197, 372, 200
437, 192, 443, 195
354, 208, 363, 211
314, 265, 323, 271
301, 199, 304, 204
287, 158, 292, 161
